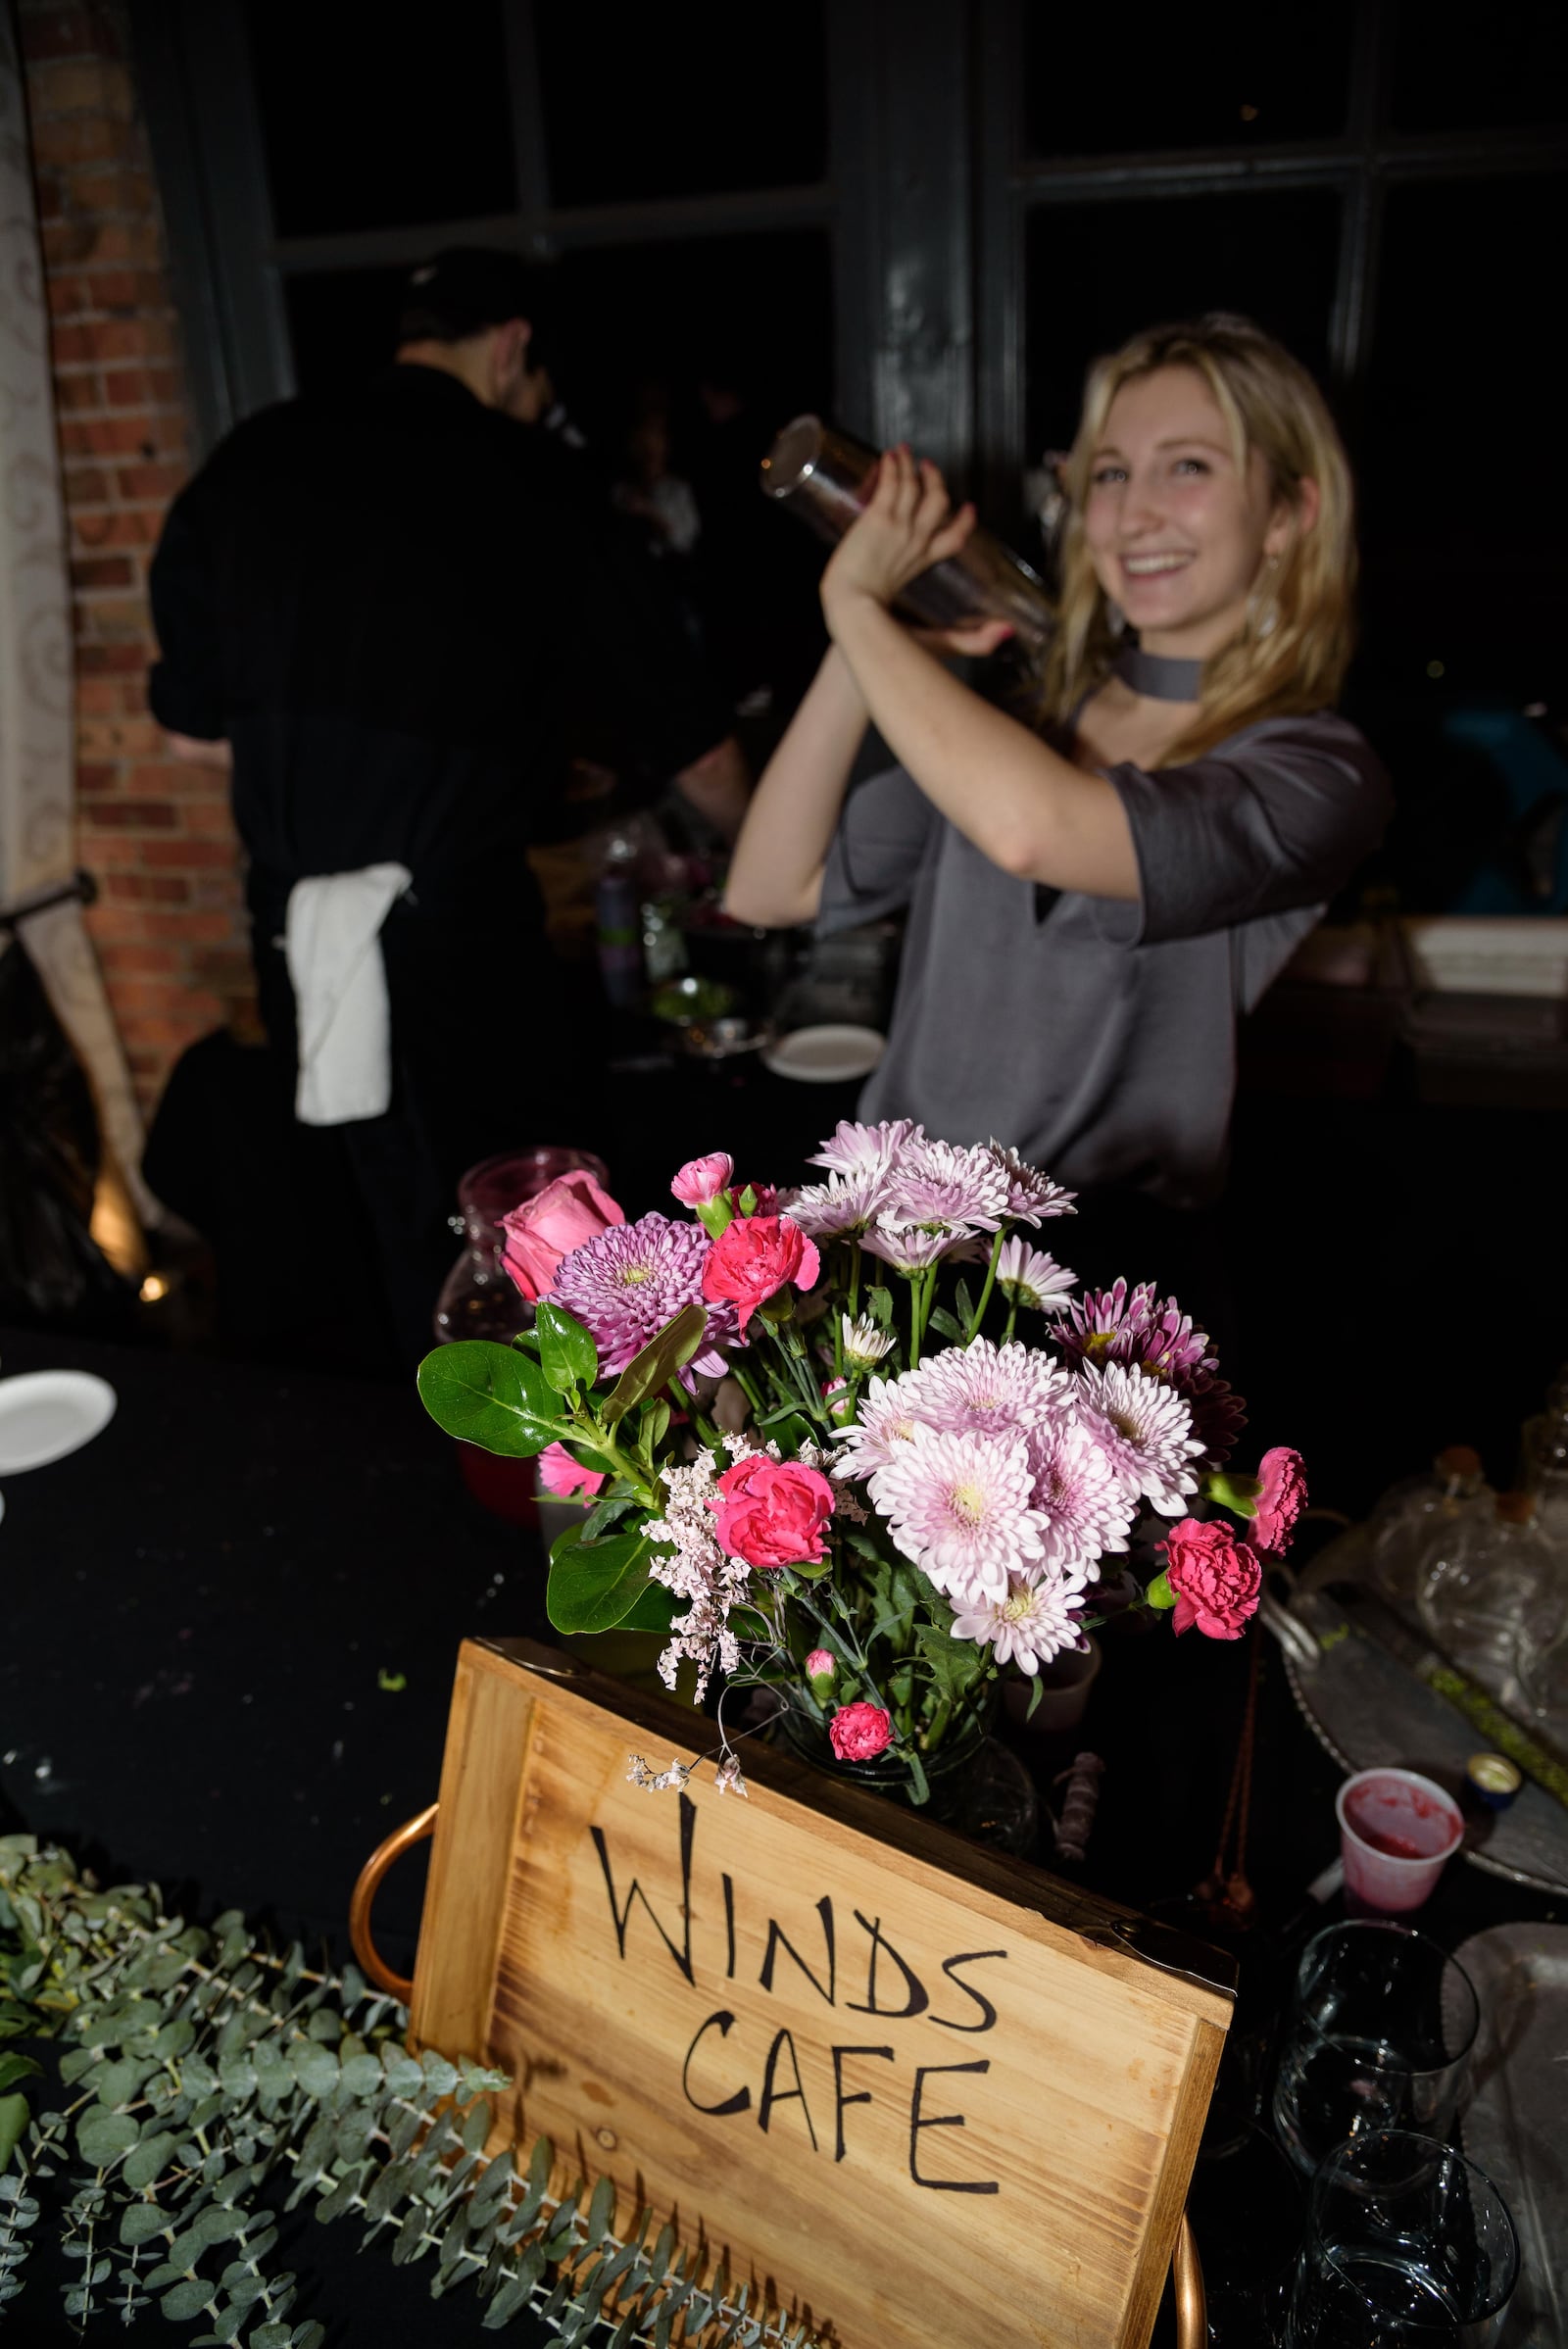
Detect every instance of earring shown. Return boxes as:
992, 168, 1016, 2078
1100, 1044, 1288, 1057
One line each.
1105, 598, 1127, 638
1249, 553, 1281, 642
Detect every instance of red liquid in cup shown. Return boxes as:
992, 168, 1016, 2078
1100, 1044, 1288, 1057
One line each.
1338, 1769, 1463, 1914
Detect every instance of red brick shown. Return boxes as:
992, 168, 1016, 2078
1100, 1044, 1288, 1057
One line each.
82, 800, 179, 830
102, 366, 149, 406
146, 367, 182, 406
74, 506, 160, 548
114, 459, 186, 500
60, 414, 151, 454
54, 369, 105, 413
18, 8, 108, 65
28, 55, 134, 117
76, 762, 118, 794
45, 272, 91, 317
102, 872, 190, 904
97, 942, 182, 975
139, 838, 241, 869
29, 114, 123, 169
181, 800, 240, 838
77, 638, 147, 673
63, 464, 111, 503
87, 269, 164, 311
61, 165, 155, 216
70, 556, 135, 592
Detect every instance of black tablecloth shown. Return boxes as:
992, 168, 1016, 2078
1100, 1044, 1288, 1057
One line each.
1, 1324, 1558, 2344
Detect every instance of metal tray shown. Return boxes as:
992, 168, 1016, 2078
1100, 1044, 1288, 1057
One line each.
1266, 1581, 1568, 1897
1454, 1924, 1568, 2346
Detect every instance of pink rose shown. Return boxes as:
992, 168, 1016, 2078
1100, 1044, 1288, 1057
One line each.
500, 1169, 624, 1302
1160, 1518, 1263, 1640
805, 1648, 835, 1679
1252, 1445, 1307, 1555
828, 1701, 893, 1763
711, 1455, 835, 1571
700, 1213, 820, 1333
536, 1443, 607, 1500
671, 1152, 734, 1207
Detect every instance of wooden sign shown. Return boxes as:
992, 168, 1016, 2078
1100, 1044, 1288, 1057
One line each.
409, 1638, 1234, 2349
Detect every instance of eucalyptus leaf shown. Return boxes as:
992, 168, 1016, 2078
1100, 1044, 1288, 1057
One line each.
533, 1302, 598, 1395
601, 1300, 707, 1426
75, 2107, 138, 2166
161, 2276, 216, 2319
416, 1343, 560, 1459
122, 2129, 178, 2190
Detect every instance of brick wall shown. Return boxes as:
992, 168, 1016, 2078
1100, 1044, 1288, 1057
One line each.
18, 0, 251, 1113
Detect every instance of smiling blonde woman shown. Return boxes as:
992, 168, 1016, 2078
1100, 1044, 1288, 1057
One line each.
724, 314, 1391, 1217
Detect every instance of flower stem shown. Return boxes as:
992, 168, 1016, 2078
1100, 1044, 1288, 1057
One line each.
966, 1227, 1007, 1342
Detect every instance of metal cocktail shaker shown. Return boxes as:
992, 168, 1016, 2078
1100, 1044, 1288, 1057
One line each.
760, 415, 1054, 655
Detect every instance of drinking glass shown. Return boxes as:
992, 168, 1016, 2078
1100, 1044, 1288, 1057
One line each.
1186, 2105, 1305, 2346
1271, 1921, 1479, 2179
1289, 2130, 1517, 2346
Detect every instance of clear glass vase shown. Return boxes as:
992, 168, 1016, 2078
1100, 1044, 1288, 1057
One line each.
774, 1690, 1037, 1855
431, 1147, 610, 1346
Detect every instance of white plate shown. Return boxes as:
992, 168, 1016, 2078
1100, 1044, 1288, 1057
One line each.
762, 1023, 885, 1085
0, 1369, 118, 1474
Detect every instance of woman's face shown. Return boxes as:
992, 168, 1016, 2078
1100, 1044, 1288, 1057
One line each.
1083, 367, 1295, 658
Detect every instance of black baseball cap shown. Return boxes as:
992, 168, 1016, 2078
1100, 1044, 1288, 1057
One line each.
397, 247, 557, 350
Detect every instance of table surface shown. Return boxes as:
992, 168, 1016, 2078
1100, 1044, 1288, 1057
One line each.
1, 1324, 1559, 2345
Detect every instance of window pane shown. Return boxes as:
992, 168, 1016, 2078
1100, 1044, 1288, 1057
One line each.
1023, 190, 1342, 459
1389, 0, 1568, 130
1359, 175, 1568, 699
283, 268, 410, 395
245, 1, 515, 237
535, 5, 827, 207
1022, 3, 1354, 157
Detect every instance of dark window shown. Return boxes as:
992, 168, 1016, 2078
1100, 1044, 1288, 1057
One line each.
534, 6, 828, 207
1359, 174, 1568, 698
1389, 0, 1568, 131
1022, 188, 1342, 458
244, 0, 516, 237
283, 268, 410, 395
1021, 2, 1354, 158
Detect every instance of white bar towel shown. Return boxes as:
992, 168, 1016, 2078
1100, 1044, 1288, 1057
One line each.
284, 862, 413, 1126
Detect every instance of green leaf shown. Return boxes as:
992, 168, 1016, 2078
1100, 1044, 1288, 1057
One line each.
547, 1532, 656, 1636
122, 2129, 178, 2189
927, 1307, 964, 1345
534, 1302, 598, 1395
1200, 1469, 1260, 1518
0, 2053, 40, 2094
581, 1494, 635, 1541
120, 2202, 171, 2245
955, 1277, 977, 1331
1146, 1568, 1176, 1611
904, 1747, 931, 1807
615, 1579, 679, 1636
162, 2277, 216, 2320
642, 1398, 671, 1451
602, 1301, 707, 1427
416, 1343, 561, 1459
0, 2091, 27, 2175
75, 2106, 139, 2166
867, 1285, 895, 1327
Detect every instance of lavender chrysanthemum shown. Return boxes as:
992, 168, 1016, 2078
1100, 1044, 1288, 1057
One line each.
881, 1138, 1011, 1234
1060, 1280, 1245, 1467
951, 1567, 1089, 1674
832, 1368, 930, 1478
869, 1424, 1047, 1604
859, 1217, 958, 1273
808, 1117, 921, 1181
985, 1140, 1076, 1225
1026, 1408, 1140, 1571
548, 1213, 737, 1377
997, 1238, 1077, 1315
786, 1166, 890, 1240
906, 1337, 1070, 1442
1074, 1359, 1203, 1517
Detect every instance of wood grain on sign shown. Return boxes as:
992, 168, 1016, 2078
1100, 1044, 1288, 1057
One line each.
409, 1639, 1234, 2349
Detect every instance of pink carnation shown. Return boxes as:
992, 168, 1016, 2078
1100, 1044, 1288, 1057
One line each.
536, 1443, 607, 1500
828, 1701, 893, 1763
1159, 1518, 1263, 1640
1252, 1446, 1307, 1555
805, 1648, 836, 1679
711, 1455, 835, 1571
670, 1152, 734, 1206
701, 1213, 820, 1333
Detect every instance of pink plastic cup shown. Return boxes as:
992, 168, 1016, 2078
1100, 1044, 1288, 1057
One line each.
1336, 1767, 1464, 1914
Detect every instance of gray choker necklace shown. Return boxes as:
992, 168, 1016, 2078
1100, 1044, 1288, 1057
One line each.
1114, 646, 1203, 702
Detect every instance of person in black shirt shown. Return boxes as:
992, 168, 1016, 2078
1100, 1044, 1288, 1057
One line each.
148, 248, 749, 1363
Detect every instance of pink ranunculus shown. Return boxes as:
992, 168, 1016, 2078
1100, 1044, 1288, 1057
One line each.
700, 1213, 820, 1333
536, 1443, 607, 1500
1252, 1445, 1308, 1555
711, 1455, 835, 1571
670, 1152, 734, 1207
805, 1648, 836, 1680
828, 1701, 894, 1763
500, 1169, 624, 1302
1159, 1518, 1263, 1640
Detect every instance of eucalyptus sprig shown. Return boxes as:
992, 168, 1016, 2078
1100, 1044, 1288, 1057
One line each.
0, 1835, 814, 2345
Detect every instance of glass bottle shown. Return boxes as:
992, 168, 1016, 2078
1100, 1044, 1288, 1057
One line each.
432, 1147, 610, 1346
1519, 1363, 1568, 1547
1369, 1444, 1494, 1609
1417, 1491, 1558, 1707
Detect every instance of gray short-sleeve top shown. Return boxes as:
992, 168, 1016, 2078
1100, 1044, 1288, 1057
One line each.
815, 710, 1391, 1205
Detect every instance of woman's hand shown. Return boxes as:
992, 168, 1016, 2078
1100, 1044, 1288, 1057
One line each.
820, 446, 1013, 659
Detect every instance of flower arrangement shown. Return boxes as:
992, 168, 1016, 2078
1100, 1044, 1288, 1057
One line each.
417, 1124, 1305, 1808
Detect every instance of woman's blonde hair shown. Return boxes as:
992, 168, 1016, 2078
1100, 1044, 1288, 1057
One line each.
1038, 314, 1356, 762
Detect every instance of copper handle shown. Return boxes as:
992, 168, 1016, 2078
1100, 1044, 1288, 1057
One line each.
348, 1800, 438, 2001
1173, 2209, 1207, 2347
